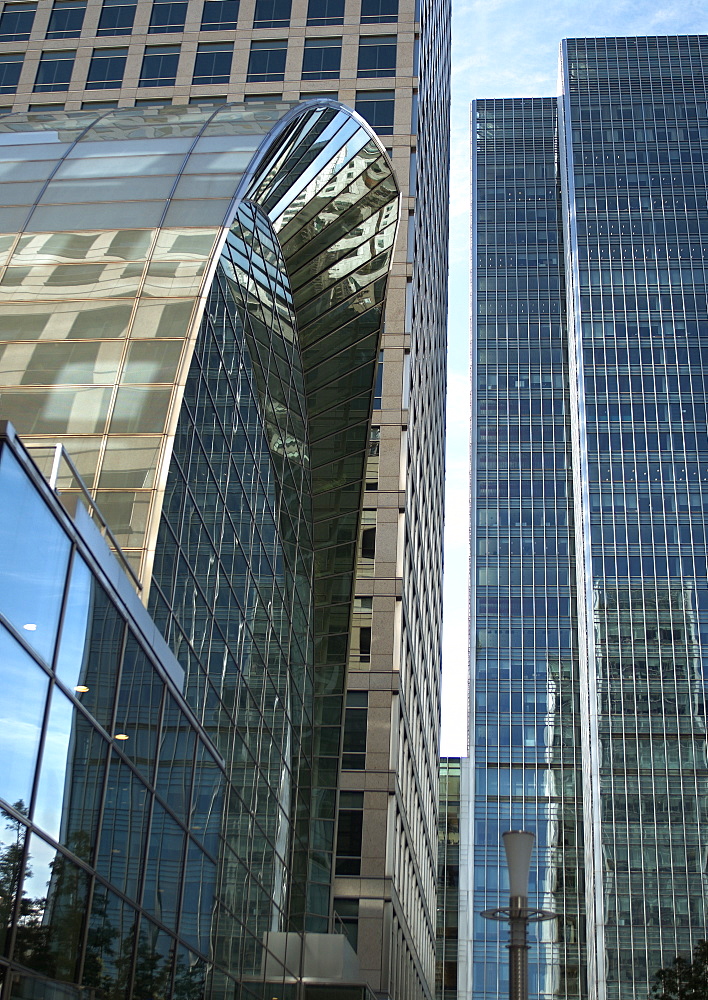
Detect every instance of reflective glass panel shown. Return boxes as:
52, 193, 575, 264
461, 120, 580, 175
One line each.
0, 445, 70, 661
45, 0, 85, 37
0, 2, 35, 40
14, 834, 88, 982
200, 0, 237, 29
0, 626, 48, 811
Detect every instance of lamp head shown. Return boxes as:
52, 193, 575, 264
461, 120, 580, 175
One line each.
502, 830, 534, 899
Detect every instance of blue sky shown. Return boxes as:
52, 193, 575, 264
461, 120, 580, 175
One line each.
440, 0, 708, 756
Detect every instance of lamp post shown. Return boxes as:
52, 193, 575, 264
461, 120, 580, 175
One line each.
482, 830, 556, 1000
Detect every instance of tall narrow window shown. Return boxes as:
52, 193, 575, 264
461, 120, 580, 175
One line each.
252, 0, 290, 27
301, 37, 341, 80
342, 691, 368, 769
0, 2, 36, 41
335, 791, 363, 875
46, 0, 85, 37
360, 0, 397, 22
306, 0, 343, 24
192, 41, 232, 85
0, 52, 22, 93
357, 34, 396, 78
34, 50, 74, 91
355, 89, 394, 135
139, 45, 180, 86
373, 348, 384, 407
86, 47, 128, 89
97, 0, 136, 35
148, 0, 187, 32
246, 38, 286, 82
200, 0, 238, 30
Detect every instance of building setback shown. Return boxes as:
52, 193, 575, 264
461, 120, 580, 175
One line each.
0, 1, 450, 1000
471, 34, 708, 1000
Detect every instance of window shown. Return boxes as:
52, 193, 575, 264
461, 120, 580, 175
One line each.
243, 91, 281, 102
34, 50, 74, 91
373, 348, 383, 406
355, 88, 394, 134
360, 0, 397, 21
336, 791, 363, 875
200, 0, 238, 30
301, 37, 341, 80
139, 45, 180, 86
0, 3, 36, 41
333, 898, 359, 951
189, 95, 226, 104
148, 0, 187, 32
342, 691, 367, 769
357, 34, 396, 77
97, 0, 136, 35
192, 41, 232, 85
306, 0, 343, 24
134, 96, 172, 104
252, 0, 289, 27
246, 38, 286, 82
361, 526, 375, 562
86, 47, 128, 89
46, 0, 85, 36
299, 90, 337, 100
0, 52, 22, 93
82, 99, 118, 108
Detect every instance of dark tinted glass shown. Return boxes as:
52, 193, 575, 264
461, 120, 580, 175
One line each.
192, 41, 232, 84
301, 37, 341, 80
357, 35, 396, 77
200, 0, 238, 29
148, 0, 187, 32
0, 2, 35, 40
0, 53, 21, 93
355, 89, 394, 134
360, 0, 397, 21
252, 0, 289, 26
46, 0, 85, 36
86, 46, 128, 88
34, 49, 74, 90
139, 44, 180, 85
97, 0, 136, 35
306, 0, 343, 24
246, 38, 286, 82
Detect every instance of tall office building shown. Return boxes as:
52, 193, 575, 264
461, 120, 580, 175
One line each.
0, 0, 450, 998
471, 34, 708, 1000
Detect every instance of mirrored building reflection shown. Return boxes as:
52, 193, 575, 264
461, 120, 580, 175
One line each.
0, 100, 400, 1000
471, 33, 708, 1000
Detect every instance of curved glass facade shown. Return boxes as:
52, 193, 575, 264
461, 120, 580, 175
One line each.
0, 99, 399, 998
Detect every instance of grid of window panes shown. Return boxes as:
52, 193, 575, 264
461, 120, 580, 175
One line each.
148, 201, 316, 986
0, 432, 227, 999
382, 0, 450, 993
562, 35, 708, 1000
472, 97, 585, 1000
435, 758, 460, 1000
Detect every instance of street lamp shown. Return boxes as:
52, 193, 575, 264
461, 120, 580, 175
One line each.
482, 830, 556, 1000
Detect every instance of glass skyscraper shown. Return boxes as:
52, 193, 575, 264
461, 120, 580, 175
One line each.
471, 34, 708, 1000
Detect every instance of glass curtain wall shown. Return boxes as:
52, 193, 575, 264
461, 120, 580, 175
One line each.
0, 426, 227, 999
560, 34, 708, 1000
471, 97, 585, 1000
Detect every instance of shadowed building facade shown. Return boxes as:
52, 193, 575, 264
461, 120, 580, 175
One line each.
471, 34, 708, 1000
